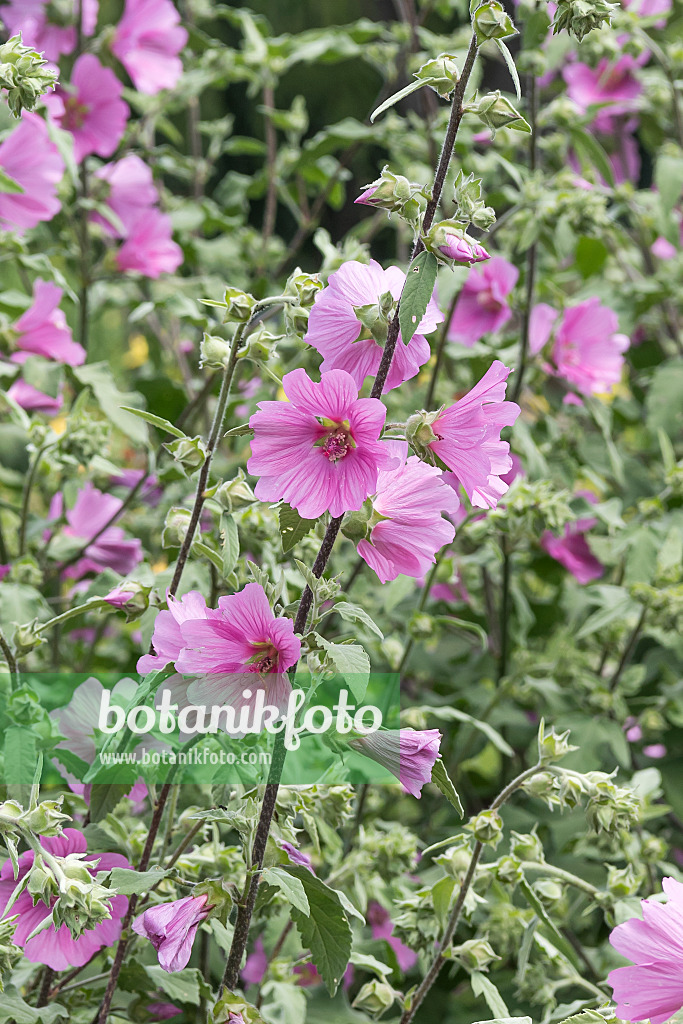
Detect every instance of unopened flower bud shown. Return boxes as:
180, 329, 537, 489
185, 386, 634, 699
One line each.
221, 287, 256, 324
607, 863, 641, 898
474, 1, 517, 42
23, 798, 70, 837
162, 506, 193, 548
238, 326, 280, 363
213, 469, 255, 512
103, 581, 151, 620
408, 612, 435, 640
283, 304, 310, 335
200, 333, 232, 370
353, 301, 389, 344
533, 879, 564, 907
352, 979, 397, 1017
472, 91, 531, 135
495, 855, 523, 886
435, 841, 473, 878
522, 771, 559, 805
341, 503, 372, 543
510, 830, 544, 863
553, 0, 617, 41
450, 936, 500, 970
467, 808, 503, 846
285, 268, 322, 307
354, 166, 424, 223
406, 410, 439, 450
164, 435, 208, 473
557, 773, 584, 808
12, 620, 45, 656
425, 221, 491, 265
27, 857, 57, 907
538, 722, 577, 764
414, 53, 460, 97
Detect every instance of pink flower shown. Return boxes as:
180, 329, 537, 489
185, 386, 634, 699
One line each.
242, 935, 267, 986
304, 260, 443, 393
644, 744, 667, 759
349, 728, 442, 798
6, 379, 62, 415
447, 257, 519, 347
10, 279, 85, 367
368, 902, 417, 972
115, 209, 183, 278
541, 492, 603, 584
112, 0, 188, 95
0, 828, 130, 971
45, 54, 128, 164
133, 895, 210, 972
608, 877, 683, 1024
354, 185, 379, 206
146, 1004, 182, 1020
625, 718, 643, 742
103, 584, 137, 608
91, 155, 158, 237
564, 57, 642, 132
426, 361, 520, 509
528, 303, 559, 355
552, 298, 629, 396
57, 482, 143, 578
0, 0, 99, 61
357, 440, 458, 584
248, 368, 396, 519
623, 0, 671, 20
178, 583, 301, 720
279, 841, 315, 873
138, 590, 211, 675
0, 113, 64, 232
437, 233, 490, 264
652, 236, 677, 260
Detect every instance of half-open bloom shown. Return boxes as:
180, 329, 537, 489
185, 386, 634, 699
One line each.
0, 113, 64, 232
349, 728, 442, 798
304, 260, 443, 393
0, 828, 130, 971
138, 590, 211, 675
552, 298, 629, 396
447, 257, 518, 347
133, 895, 210, 972
357, 440, 458, 583
10, 279, 85, 367
45, 54, 128, 163
112, 0, 188, 95
608, 877, 683, 1024
426, 361, 520, 509
248, 368, 395, 519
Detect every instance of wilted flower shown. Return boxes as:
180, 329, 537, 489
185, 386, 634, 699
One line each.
248, 368, 396, 519
133, 895, 211, 972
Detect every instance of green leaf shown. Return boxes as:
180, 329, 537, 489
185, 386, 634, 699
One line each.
569, 127, 614, 187
107, 867, 170, 895
261, 866, 310, 915
656, 152, 683, 211
0, 988, 67, 1023
370, 78, 429, 122
51, 749, 90, 781
411, 705, 513, 756
315, 636, 370, 701
286, 868, 353, 995
0, 167, 24, 194
575, 587, 639, 640
143, 966, 203, 1005
473, 1018, 531, 1024
192, 540, 223, 572
119, 406, 187, 439
332, 601, 383, 639
349, 951, 392, 978
4, 726, 37, 800
73, 363, 149, 444
432, 874, 456, 925
494, 39, 521, 99
431, 758, 464, 817
518, 879, 583, 972
220, 513, 240, 576
398, 251, 438, 346
278, 502, 317, 553
470, 971, 510, 1018
88, 783, 132, 823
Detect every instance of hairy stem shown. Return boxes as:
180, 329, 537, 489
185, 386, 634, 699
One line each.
511, 71, 538, 406
0, 625, 18, 689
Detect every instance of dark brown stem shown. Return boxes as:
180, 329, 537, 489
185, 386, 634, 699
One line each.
36, 966, 54, 1007
262, 83, 278, 247
511, 71, 538, 406
0, 626, 18, 689
609, 605, 647, 692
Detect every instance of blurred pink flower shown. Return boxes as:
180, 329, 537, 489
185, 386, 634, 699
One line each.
0, 113, 64, 232
528, 303, 559, 355
564, 57, 641, 132
0, 565, 9, 581
10, 279, 85, 367
652, 236, 677, 260
7, 379, 62, 414
447, 256, 519, 347
45, 54, 128, 163
91, 155, 158, 237
112, 0, 188, 95
305, 260, 443, 393
138, 590, 211, 675
552, 298, 629, 396
133, 895, 210, 972
248, 368, 396, 519
0, 828, 130, 971
426, 361, 520, 509
242, 935, 268, 986
368, 901, 417, 972
350, 728, 442, 798
608, 877, 683, 1023
541, 492, 603, 584
357, 440, 458, 583
0, 0, 98, 61
622, 0, 671, 23
56, 481, 143, 578
115, 209, 183, 278
644, 744, 667, 759
146, 1004, 182, 1020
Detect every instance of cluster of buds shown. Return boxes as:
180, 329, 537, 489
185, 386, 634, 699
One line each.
434, 837, 475, 879
0, 915, 20, 990
522, 766, 641, 835
424, 220, 490, 266
355, 166, 425, 225
0, 35, 58, 117
162, 506, 193, 548
28, 847, 113, 941
0, 797, 70, 844
213, 286, 256, 325
452, 171, 496, 231
283, 267, 322, 335
552, 0, 618, 41
470, 91, 531, 137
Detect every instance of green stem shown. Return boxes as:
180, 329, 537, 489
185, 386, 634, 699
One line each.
18, 442, 50, 556
0, 626, 18, 689
519, 861, 600, 897
609, 605, 647, 692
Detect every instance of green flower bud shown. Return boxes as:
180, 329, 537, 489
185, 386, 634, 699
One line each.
435, 840, 473, 878
27, 857, 57, 907
351, 979, 397, 1018
452, 171, 496, 230
353, 301, 390, 344
414, 53, 460, 98
406, 411, 439, 452
522, 771, 560, 807
607, 863, 642, 898
7, 556, 41, 588
450, 936, 501, 970
213, 469, 256, 512
162, 506, 193, 548
538, 721, 577, 764
495, 854, 523, 886
283, 303, 310, 336
408, 612, 435, 640
557, 773, 584, 808
552, 0, 617, 41
238, 326, 281, 363
221, 287, 256, 324
12, 620, 45, 657
533, 878, 564, 907
467, 808, 503, 846
341, 502, 373, 543
472, 91, 531, 135
200, 333, 232, 369
356, 165, 425, 223
0, 36, 58, 116
474, 1, 517, 42
0, 915, 20, 988
164, 435, 208, 473
284, 268, 322, 307
510, 830, 544, 862
22, 798, 71, 837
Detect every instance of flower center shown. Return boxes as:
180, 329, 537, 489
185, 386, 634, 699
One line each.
62, 96, 90, 131
321, 428, 350, 462
477, 288, 503, 314
248, 640, 279, 674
